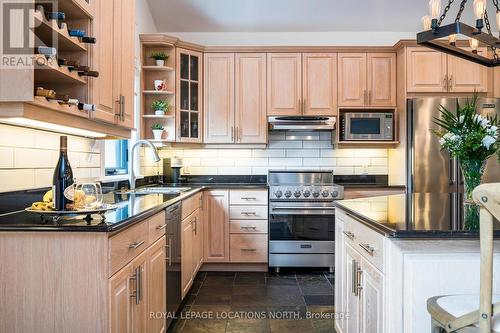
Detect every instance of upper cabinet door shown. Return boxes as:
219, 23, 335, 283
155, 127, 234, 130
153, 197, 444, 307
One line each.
338, 53, 367, 107
302, 53, 338, 116
447, 48, 489, 93
406, 47, 447, 93
177, 48, 203, 143
267, 53, 302, 115
367, 53, 396, 107
118, 0, 135, 128
235, 53, 267, 144
204, 53, 235, 143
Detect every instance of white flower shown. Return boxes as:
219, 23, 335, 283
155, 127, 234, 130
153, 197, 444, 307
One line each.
488, 125, 498, 138
482, 135, 497, 150
459, 115, 465, 123
473, 114, 490, 128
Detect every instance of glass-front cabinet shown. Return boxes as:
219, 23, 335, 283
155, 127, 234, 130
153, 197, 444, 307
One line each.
176, 48, 202, 142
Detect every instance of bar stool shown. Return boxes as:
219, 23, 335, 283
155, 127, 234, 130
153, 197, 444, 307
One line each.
427, 183, 500, 333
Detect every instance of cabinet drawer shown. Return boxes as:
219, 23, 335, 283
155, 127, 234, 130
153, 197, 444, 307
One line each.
230, 220, 268, 234
182, 192, 202, 220
230, 234, 268, 263
148, 211, 167, 243
230, 206, 268, 220
109, 221, 149, 276
343, 214, 385, 272
230, 189, 268, 205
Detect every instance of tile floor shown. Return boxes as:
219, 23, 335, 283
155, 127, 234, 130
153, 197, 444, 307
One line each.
167, 269, 336, 333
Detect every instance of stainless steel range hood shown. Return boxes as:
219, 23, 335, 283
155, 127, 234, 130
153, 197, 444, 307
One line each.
268, 116, 336, 131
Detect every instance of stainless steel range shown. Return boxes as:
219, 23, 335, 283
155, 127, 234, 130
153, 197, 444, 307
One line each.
268, 170, 344, 273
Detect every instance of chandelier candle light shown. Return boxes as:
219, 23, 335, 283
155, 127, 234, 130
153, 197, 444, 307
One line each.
418, 0, 500, 67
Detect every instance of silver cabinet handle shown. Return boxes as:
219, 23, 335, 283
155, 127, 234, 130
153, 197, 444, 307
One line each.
343, 231, 355, 240
120, 95, 125, 121
241, 197, 257, 200
368, 91, 371, 105
355, 265, 363, 296
156, 224, 167, 230
129, 267, 140, 304
443, 75, 448, 91
165, 238, 172, 266
241, 226, 257, 230
359, 243, 375, 256
303, 99, 306, 114
128, 240, 145, 249
241, 248, 257, 252
192, 216, 197, 234
448, 74, 453, 91
241, 212, 257, 216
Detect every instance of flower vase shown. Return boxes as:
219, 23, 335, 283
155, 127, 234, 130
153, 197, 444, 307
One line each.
460, 159, 486, 231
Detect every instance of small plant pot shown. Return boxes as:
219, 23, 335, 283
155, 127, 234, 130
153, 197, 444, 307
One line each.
152, 129, 164, 140
155, 59, 165, 66
155, 110, 166, 116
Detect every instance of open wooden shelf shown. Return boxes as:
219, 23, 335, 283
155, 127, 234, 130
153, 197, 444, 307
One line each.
34, 7, 87, 52
34, 55, 87, 85
142, 114, 175, 119
28, 96, 87, 118
143, 90, 174, 95
142, 65, 174, 72
57, 0, 94, 19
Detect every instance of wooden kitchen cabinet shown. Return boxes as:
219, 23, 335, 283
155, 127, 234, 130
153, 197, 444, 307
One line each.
177, 48, 203, 142
204, 53, 235, 143
302, 53, 338, 115
109, 262, 132, 333
235, 53, 267, 143
267, 53, 302, 115
338, 53, 396, 107
147, 236, 166, 333
406, 46, 488, 93
203, 190, 230, 262
338, 53, 367, 107
92, 0, 135, 128
181, 213, 194, 297
367, 53, 396, 107
192, 208, 203, 273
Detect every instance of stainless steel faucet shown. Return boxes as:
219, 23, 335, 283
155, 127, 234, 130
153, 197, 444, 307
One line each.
129, 140, 161, 190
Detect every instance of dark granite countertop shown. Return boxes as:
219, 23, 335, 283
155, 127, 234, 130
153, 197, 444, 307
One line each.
0, 182, 267, 233
334, 193, 500, 239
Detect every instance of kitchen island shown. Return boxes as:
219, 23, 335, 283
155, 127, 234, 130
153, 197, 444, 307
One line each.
334, 193, 500, 333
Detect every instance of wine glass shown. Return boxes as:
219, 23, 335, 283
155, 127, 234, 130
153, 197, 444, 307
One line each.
74, 182, 103, 210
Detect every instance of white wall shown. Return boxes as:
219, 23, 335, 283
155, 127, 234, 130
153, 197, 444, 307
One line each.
163, 31, 415, 46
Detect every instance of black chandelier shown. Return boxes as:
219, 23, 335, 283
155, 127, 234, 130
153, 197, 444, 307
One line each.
417, 0, 500, 67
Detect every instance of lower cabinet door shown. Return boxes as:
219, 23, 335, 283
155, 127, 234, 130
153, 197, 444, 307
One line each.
192, 208, 203, 275
109, 263, 132, 333
360, 258, 384, 333
345, 244, 361, 333
229, 234, 268, 263
148, 236, 167, 333
130, 250, 148, 333
334, 220, 346, 333
181, 216, 194, 298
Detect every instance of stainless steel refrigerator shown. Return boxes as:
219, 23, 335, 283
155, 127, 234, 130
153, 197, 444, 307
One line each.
406, 97, 500, 194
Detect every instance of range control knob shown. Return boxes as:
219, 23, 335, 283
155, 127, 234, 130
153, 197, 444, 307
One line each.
303, 190, 311, 198
294, 190, 301, 198
284, 190, 292, 198
312, 191, 320, 198
321, 190, 329, 197
331, 191, 339, 198
274, 190, 283, 198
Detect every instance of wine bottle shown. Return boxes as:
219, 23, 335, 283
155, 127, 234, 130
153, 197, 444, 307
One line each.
68, 65, 90, 72
80, 36, 96, 44
57, 58, 80, 69
78, 103, 96, 111
35, 87, 69, 101
46, 12, 65, 20
77, 70, 99, 77
35, 46, 56, 58
68, 29, 85, 37
53, 136, 74, 211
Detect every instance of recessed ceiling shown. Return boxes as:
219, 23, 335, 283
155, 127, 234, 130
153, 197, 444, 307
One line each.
147, 0, 498, 33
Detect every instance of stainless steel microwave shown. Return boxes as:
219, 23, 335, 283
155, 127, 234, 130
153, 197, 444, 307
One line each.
340, 112, 394, 141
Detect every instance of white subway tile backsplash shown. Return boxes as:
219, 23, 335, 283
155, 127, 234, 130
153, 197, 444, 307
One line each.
217, 167, 252, 175
320, 149, 336, 158
303, 158, 337, 167
268, 140, 302, 149
331, 167, 355, 175
337, 158, 366, 166
183, 149, 218, 158
14, 148, 57, 169
354, 166, 389, 175
268, 132, 286, 140
354, 149, 388, 158
0, 125, 36, 148
34, 169, 53, 188
319, 132, 332, 141
236, 158, 268, 167
79, 153, 100, 168
333, 149, 355, 157
201, 157, 234, 167
183, 157, 201, 167
251, 167, 271, 175
0, 169, 35, 192
285, 131, 319, 141
286, 149, 319, 158
303, 141, 332, 149
159, 149, 184, 158
218, 149, 251, 158
370, 157, 388, 166
252, 149, 285, 158
268, 158, 302, 167
184, 166, 218, 175
0, 147, 14, 168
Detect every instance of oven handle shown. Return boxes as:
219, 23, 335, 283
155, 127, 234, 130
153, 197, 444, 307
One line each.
271, 206, 336, 210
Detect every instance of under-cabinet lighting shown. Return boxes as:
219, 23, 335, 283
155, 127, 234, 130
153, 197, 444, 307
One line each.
0, 117, 107, 138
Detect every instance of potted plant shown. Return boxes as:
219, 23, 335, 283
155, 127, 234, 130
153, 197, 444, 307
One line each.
151, 123, 164, 140
151, 99, 170, 116
432, 95, 499, 229
150, 52, 169, 66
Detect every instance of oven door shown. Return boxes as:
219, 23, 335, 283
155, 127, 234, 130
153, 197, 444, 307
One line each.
269, 201, 335, 242
344, 113, 392, 140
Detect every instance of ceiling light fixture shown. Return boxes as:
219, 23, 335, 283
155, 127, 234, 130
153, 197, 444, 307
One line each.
417, 0, 500, 67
